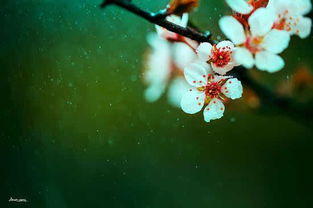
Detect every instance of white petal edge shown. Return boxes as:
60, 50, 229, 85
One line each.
203, 98, 225, 122
297, 0, 312, 15
226, 0, 253, 14
248, 8, 276, 37
234, 47, 254, 69
184, 63, 208, 87
173, 42, 197, 69
167, 78, 189, 108
262, 29, 290, 54
180, 13, 189, 27
255, 51, 285, 73
222, 78, 243, 99
219, 16, 246, 45
296, 17, 312, 39
216, 40, 235, 50
197, 42, 213, 61
144, 83, 166, 103
212, 62, 236, 75
181, 89, 205, 114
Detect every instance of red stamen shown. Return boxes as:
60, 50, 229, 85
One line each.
210, 45, 232, 68
205, 82, 222, 99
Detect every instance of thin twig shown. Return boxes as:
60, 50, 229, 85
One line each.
100, 0, 212, 43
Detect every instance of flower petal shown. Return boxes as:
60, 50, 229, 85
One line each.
184, 63, 208, 87
212, 62, 236, 75
297, 0, 312, 15
267, 0, 294, 15
181, 88, 205, 114
167, 77, 190, 108
216, 40, 235, 50
222, 78, 243, 99
255, 51, 284, 73
248, 8, 276, 37
173, 42, 197, 69
197, 42, 213, 61
145, 33, 171, 83
144, 83, 166, 102
203, 98, 225, 122
226, 0, 253, 14
166, 14, 187, 27
262, 29, 290, 54
180, 13, 189, 27
296, 17, 312, 39
234, 47, 254, 69
156, 14, 187, 40
219, 16, 246, 45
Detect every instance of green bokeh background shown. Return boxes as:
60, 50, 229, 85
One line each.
1, 0, 313, 207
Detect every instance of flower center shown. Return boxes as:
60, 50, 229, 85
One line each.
273, 10, 299, 33
248, 0, 269, 9
210, 45, 232, 68
244, 36, 263, 54
205, 82, 222, 99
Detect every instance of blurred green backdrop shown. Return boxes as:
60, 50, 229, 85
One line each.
1, 0, 313, 207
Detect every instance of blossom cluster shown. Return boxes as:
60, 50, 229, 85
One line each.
143, 0, 312, 122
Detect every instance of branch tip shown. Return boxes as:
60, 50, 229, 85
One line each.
100, 0, 114, 8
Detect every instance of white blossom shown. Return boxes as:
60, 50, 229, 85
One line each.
197, 40, 238, 75
143, 33, 197, 107
267, 0, 312, 38
226, 0, 254, 14
181, 63, 243, 122
155, 13, 189, 41
219, 8, 290, 73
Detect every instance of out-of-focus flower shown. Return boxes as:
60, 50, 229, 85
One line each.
226, 0, 269, 14
267, 0, 312, 38
230, 0, 269, 28
219, 8, 290, 72
276, 65, 313, 97
243, 87, 261, 109
196, 40, 238, 75
181, 63, 243, 122
143, 33, 197, 107
226, 0, 254, 14
226, 0, 312, 38
293, 66, 313, 88
167, 0, 199, 15
156, 14, 189, 42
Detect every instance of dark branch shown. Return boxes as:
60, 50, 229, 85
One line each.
230, 67, 313, 125
100, 0, 212, 43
